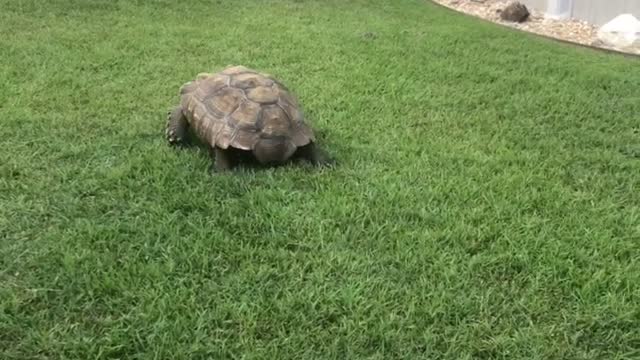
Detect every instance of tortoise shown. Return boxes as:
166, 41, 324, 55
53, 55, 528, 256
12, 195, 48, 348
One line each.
166, 65, 332, 172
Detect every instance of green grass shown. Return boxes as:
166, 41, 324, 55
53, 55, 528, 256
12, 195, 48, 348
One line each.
1, 0, 639, 358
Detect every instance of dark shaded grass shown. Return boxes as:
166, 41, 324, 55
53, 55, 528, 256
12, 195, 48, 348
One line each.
1, 0, 639, 358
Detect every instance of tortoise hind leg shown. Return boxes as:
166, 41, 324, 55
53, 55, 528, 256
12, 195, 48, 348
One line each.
166, 106, 190, 146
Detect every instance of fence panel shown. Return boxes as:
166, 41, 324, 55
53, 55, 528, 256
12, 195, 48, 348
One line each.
521, 0, 640, 25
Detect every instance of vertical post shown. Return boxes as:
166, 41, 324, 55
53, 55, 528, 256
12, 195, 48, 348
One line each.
546, 0, 573, 20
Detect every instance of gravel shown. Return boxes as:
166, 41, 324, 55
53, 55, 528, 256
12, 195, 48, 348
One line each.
432, 0, 639, 55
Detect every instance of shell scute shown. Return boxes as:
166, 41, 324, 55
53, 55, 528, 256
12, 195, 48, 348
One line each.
230, 72, 274, 89
246, 86, 280, 104
206, 87, 243, 116
179, 65, 314, 150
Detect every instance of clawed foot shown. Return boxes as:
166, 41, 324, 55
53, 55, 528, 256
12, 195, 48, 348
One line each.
313, 156, 336, 168
166, 107, 190, 146
310, 148, 336, 168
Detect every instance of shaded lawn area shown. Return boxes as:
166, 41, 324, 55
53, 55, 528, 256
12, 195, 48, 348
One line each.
1, 0, 639, 358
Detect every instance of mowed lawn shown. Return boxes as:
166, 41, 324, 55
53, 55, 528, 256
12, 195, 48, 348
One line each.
1, 0, 639, 358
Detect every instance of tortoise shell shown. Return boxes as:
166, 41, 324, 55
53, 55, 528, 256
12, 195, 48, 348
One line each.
178, 65, 315, 151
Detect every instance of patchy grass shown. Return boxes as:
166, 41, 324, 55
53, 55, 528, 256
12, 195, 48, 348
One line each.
1, 0, 639, 358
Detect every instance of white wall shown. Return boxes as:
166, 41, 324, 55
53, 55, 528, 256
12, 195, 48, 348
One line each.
520, 0, 640, 26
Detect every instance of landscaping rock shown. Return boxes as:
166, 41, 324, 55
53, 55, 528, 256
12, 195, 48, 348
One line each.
500, 1, 530, 23
596, 14, 640, 53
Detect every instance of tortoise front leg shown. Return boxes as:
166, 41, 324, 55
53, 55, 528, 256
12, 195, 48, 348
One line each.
209, 146, 234, 173
166, 106, 190, 146
298, 142, 334, 167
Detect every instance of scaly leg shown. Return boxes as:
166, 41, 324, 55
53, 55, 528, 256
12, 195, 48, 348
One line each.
209, 146, 234, 173
166, 106, 190, 146
298, 142, 334, 167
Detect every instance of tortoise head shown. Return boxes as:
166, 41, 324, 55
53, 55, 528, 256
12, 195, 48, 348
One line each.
252, 135, 297, 165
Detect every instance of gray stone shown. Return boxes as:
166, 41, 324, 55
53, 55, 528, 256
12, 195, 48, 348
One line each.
500, 2, 530, 23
